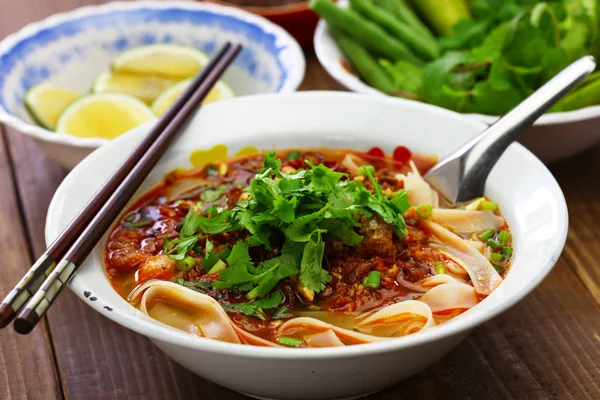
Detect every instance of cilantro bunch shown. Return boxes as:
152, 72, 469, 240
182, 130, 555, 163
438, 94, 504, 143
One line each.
312, 0, 600, 115
174, 152, 411, 301
383, 0, 600, 114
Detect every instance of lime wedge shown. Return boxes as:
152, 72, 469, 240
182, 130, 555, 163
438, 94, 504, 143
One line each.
92, 70, 181, 104
151, 78, 235, 117
56, 93, 156, 139
111, 44, 209, 79
24, 83, 80, 129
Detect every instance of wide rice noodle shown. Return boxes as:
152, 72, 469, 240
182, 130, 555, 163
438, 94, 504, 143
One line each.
419, 220, 503, 295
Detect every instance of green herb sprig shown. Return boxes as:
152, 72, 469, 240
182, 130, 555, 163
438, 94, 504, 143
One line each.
178, 152, 411, 298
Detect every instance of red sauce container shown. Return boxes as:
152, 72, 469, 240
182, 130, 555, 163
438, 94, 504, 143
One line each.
203, 1, 319, 49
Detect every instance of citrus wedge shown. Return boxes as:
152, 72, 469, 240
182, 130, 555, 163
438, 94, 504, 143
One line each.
24, 82, 80, 129
92, 70, 181, 104
56, 93, 156, 139
111, 44, 209, 79
151, 78, 235, 117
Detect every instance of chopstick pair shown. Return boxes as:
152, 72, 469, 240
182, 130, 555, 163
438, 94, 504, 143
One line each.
0, 42, 242, 334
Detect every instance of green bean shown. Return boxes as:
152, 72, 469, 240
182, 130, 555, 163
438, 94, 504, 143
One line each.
395, 0, 436, 40
376, 0, 436, 42
329, 27, 396, 93
554, 78, 600, 111
350, 0, 438, 60
310, 0, 423, 65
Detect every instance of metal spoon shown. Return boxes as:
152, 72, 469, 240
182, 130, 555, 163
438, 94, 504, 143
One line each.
424, 56, 596, 203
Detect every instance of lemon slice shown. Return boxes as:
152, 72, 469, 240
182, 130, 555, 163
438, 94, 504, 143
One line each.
151, 78, 235, 117
111, 44, 210, 79
24, 82, 80, 129
92, 70, 181, 104
56, 93, 156, 139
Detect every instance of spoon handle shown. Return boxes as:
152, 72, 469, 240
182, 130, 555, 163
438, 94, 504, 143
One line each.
455, 56, 596, 201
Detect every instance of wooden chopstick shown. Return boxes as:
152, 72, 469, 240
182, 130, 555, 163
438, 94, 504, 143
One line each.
6, 43, 241, 334
0, 43, 237, 328
0, 42, 236, 328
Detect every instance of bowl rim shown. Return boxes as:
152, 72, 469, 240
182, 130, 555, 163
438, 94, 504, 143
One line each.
46, 91, 569, 360
0, 0, 306, 150
313, 19, 600, 126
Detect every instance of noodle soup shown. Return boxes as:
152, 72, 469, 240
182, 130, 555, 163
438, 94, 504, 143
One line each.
105, 147, 511, 348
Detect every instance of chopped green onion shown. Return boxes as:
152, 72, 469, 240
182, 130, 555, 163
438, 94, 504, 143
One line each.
279, 336, 303, 347
124, 213, 136, 223
207, 259, 227, 274
497, 230, 511, 245
480, 200, 498, 211
416, 204, 433, 219
193, 245, 203, 254
124, 220, 152, 229
486, 238, 501, 250
176, 256, 196, 271
218, 247, 232, 261
272, 306, 292, 319
494, 265, 505, 273
490, 253, 504, 263
205, 164, 219, 177
502, 246, 513, 258
286, 151, 301, 161
362, 271, 381, 288
200, 251, 220, 269
479, 229, 495, 241
434, 261, 446, 274
358, 165, 375, 176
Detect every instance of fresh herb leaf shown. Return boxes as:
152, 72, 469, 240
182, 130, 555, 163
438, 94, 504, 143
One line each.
222, 291, 284, 318
200, 185, 227, 202
306, 162, 346, 192
200, 251, 220, 270
299, 234, 330, 292
165, 236, 199, 261
272, 306, 292, 319
218, 247, 231, 261
213, 241, 256, 288
177, 277, 213, 290
260, 152, 282, 174
272, 196, 298, 223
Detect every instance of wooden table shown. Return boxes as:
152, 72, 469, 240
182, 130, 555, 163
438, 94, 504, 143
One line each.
1, 1, 599, 399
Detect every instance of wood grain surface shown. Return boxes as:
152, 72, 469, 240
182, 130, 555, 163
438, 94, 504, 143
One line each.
1, 1, 599, 400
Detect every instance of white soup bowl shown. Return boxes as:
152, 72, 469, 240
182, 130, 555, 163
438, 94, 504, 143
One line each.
46, 92, 568, 400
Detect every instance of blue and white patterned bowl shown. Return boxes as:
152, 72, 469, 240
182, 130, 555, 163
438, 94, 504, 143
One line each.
0, 1, 305, 168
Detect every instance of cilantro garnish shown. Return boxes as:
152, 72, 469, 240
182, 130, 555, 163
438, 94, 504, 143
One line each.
272, 305, 292, 319
175, 152, 411, 297
164, 235, 200, 261
213, 241, 298, 299
200, 185, 227, 202
222, 291, 283, 319
176, 277, 213, 291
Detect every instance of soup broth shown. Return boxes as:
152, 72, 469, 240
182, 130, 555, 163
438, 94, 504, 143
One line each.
106, 148, 511, 347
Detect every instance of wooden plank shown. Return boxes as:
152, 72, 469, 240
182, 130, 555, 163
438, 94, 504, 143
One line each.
0, 126, 62, 400
550, 145, 600, 305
